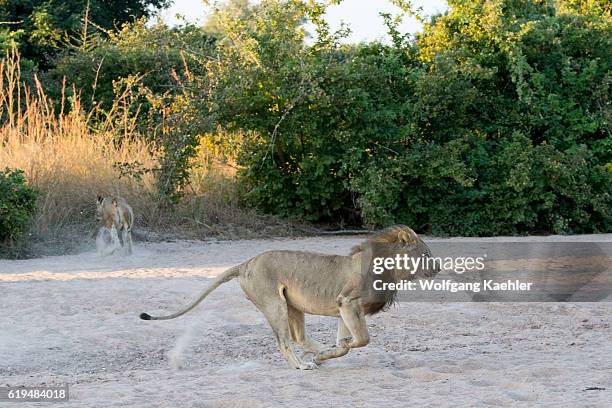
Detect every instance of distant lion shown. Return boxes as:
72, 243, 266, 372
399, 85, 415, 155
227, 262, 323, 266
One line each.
140, 225, 438, 369
96, 195, 134, 255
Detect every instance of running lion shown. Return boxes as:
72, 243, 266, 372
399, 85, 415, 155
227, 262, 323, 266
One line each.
96, 195, 134, 255
140, 225, 438, 369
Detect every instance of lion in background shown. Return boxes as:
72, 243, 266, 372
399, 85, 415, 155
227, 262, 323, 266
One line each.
96, 195, 134, 255
140, 225, 438, 369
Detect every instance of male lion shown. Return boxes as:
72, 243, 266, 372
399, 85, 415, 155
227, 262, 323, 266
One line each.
96, 195, 134, 255
140, 225, 438, 369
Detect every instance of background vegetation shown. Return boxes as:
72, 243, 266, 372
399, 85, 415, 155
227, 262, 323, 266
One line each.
0, 167, 37, 256
0, 0, 610, 255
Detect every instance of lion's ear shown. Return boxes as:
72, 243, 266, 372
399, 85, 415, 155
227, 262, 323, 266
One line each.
112, 198, 118, 206
96, 194, 103, 205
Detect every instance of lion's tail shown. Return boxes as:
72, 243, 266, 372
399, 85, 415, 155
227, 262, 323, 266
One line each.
139, 265, 241, 321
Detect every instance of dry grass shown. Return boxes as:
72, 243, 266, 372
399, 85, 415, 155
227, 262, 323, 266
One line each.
0, 49, 298, 256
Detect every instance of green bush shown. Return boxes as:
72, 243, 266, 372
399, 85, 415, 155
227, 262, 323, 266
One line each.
0, 0, 171, 68
46, 20, 216, 113
211, 0, 611, 235
349, 0, 612, 235
0, 168, 38, 253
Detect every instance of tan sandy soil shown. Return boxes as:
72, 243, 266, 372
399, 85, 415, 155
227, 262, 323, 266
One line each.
1, 235, 610, 407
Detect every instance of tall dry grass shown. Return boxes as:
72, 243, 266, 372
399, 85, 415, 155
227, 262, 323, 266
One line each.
0, 49, 160, 248
0, 49, 294, 255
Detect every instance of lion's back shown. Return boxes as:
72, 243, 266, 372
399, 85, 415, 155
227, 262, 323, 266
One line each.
239, 250, 350, 316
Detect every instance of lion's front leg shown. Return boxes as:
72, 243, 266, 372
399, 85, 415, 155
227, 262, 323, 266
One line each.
314, 296, 370, 365
336, 318, 350, 346
312, 319, 351, 362
109, 224, 121, 253
120, 225, 133, 255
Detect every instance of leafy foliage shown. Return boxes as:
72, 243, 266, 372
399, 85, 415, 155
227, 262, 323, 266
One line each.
47, 20, 216, 112
0, 0, 171, 67
0, 168, 38, 252
206, 0, 611, 234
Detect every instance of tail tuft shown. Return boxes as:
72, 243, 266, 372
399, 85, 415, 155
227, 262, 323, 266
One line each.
140, 312, 152, 320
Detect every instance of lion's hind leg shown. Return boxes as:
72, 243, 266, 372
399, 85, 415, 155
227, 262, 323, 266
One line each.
287, 305, 326, 354
257, 287, 317, 370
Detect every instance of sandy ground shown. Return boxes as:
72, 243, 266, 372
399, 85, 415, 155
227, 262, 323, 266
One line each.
1, 235, 611, 407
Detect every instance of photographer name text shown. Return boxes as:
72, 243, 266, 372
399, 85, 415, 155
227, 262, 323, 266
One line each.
374, 279, 533, 293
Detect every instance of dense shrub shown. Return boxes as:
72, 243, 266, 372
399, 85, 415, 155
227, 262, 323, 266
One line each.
0, 0, 170, 68
211, 0, 611, 234
349, 0, 612, 234
47, 20, 216, 113
0, 168, 38, 250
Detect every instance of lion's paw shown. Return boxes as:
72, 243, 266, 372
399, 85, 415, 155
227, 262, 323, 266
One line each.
338, 337, 352, 348
297, 362, 318, 370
